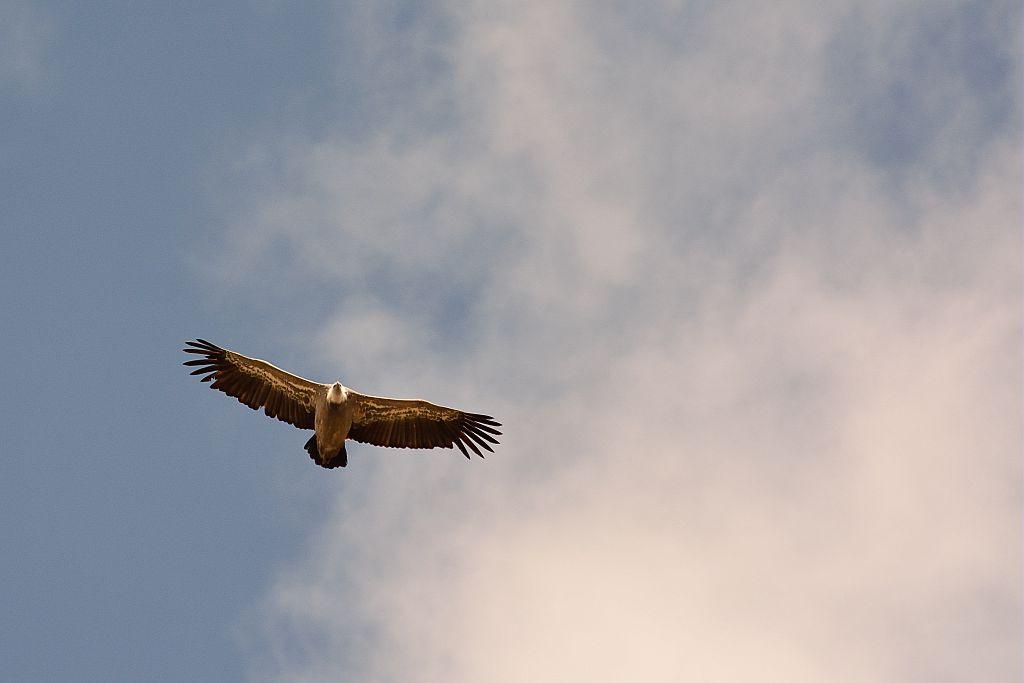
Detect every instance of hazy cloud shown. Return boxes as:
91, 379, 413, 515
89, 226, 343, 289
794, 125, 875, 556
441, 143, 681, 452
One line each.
212, 1, 1021, 681
0, 1, 53, 91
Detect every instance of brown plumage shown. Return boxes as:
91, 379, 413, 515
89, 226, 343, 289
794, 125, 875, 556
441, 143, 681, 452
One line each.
183, 339, 502, 469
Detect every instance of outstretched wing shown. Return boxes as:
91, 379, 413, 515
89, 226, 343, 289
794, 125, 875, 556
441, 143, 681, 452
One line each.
347, 391, 502, 458
182, 339, 321, 430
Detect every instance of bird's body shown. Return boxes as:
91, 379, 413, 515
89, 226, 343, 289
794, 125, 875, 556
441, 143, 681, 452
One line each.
306, 382, 355, 467
182, 339, 501, 469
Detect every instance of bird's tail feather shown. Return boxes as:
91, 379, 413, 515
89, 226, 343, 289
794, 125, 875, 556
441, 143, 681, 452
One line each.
305, 435, 347, 469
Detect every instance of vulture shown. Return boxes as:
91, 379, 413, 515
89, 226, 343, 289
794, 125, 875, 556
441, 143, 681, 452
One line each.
182, 339, 501, 469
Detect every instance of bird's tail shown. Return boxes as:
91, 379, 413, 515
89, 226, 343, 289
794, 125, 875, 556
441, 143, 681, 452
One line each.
304, 435, 347, 469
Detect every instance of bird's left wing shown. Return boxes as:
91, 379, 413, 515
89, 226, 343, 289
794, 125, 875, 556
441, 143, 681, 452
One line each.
347, 391, 502, 458
182, 339, 321, 429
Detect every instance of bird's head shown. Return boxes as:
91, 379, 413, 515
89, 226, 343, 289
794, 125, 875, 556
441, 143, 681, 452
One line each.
327, 382, 346, 404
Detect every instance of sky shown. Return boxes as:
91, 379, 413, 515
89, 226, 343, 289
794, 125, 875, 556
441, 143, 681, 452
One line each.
0, 1, 1020, 681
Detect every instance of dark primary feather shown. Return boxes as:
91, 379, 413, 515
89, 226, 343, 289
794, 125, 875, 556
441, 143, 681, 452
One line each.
346, 391, 502, 459
182, 339, 318, 430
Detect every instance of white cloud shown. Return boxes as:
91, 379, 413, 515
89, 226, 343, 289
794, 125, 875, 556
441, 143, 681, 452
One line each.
213, 1, 1020, 681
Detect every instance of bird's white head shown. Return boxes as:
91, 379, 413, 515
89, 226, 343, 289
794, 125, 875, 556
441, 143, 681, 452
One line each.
327, 381, 346, 405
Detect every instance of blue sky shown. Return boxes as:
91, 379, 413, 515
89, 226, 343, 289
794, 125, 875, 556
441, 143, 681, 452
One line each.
1, 2, 1020, 681
1, 4, 341, 680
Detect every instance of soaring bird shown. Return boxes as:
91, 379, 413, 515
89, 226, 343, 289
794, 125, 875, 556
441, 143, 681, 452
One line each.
182, 339, 501, 469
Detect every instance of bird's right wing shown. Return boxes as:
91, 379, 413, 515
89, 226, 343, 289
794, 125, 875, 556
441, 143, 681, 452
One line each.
182, 339, 321, 429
